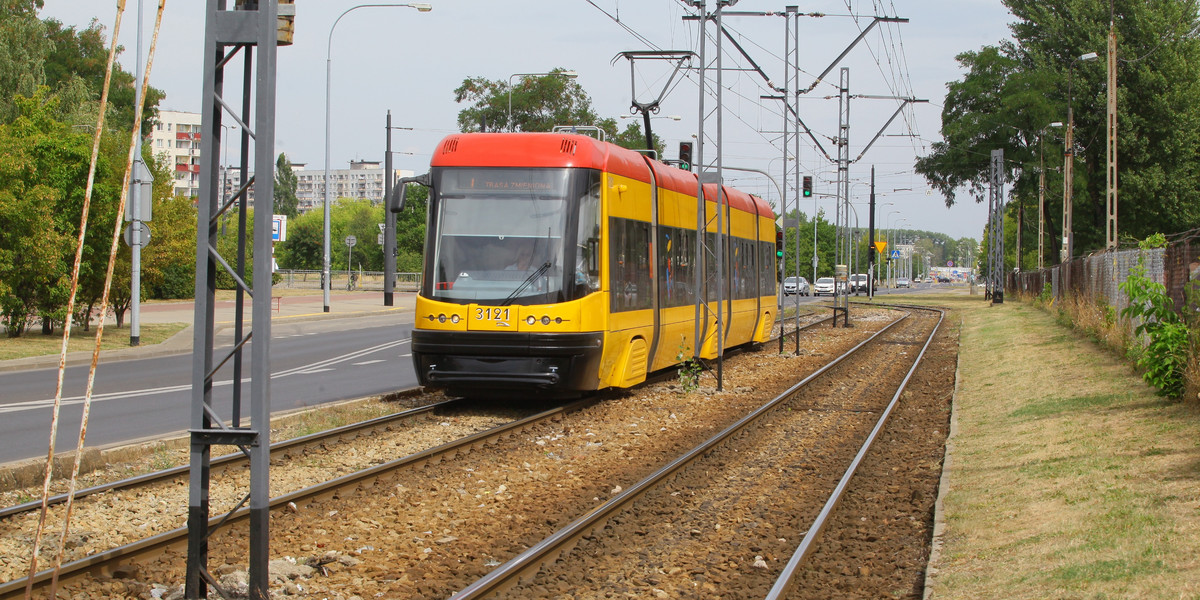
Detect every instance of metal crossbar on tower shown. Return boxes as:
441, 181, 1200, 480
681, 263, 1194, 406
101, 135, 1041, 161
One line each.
188, 1, 284, 598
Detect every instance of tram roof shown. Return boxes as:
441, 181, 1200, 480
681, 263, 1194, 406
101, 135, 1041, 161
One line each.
430, 133, 773, 219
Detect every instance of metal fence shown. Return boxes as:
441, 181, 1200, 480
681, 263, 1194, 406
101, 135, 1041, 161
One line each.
274, 270, 422, 292
1009, 228, 1200, 318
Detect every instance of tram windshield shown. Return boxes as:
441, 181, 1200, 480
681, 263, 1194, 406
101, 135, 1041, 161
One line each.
425, 167, 600, 305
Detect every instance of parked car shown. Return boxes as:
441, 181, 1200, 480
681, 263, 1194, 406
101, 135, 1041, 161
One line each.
782, 276, 810, 296
896, 277, 911, 288
849, 273, 870, 293
813, 277, 837, 296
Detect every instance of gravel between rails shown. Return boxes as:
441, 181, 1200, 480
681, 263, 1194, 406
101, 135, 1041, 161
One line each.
6, 306, 958, 600
489, 309, 944, 599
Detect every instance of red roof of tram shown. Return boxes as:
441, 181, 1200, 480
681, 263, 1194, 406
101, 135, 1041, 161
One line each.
429, 133, 773, 219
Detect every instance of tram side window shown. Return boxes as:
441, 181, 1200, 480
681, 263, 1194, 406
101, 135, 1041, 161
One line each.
760, 240, 774, 295
658, 226, 696, 308
610, 217, 653, 312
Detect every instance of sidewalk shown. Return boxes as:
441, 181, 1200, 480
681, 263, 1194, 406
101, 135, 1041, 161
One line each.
0, 291, 415, 372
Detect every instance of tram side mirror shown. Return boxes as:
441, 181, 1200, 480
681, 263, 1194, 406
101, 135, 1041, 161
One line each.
389, 172, 431, 214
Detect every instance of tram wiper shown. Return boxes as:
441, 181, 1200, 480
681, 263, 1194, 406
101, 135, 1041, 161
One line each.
502, 261, 552, 305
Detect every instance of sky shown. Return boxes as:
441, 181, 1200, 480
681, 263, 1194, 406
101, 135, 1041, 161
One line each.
38, 0, 1017, 241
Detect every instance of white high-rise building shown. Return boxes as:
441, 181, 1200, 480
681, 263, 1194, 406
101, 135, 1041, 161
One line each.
147, 109, 204, 198
148, 110, 411, 210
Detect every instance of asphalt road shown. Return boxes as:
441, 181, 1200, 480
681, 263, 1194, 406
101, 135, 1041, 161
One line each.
0, 315, 417, 465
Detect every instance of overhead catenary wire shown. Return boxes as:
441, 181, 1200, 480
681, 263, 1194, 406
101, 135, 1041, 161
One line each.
24, 0, 129, 595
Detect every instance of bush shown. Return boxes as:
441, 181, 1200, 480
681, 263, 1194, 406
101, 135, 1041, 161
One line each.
1120, 262, 1188, 398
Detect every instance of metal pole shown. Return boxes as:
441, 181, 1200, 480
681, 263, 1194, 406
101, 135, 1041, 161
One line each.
130, 0, 144, 346
383, 111, 395, 305
692, 0, 707, 364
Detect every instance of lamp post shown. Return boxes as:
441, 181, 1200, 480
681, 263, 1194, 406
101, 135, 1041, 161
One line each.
1062, 51, 1099, 266
506, 70, 578, 131
883, 210, 901, 286
324, 3, 432, 313
1037, 121, 1062, 269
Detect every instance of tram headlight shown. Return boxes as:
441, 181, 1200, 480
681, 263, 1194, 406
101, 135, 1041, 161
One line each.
450, 314, 460, 324
526, 316, 537, 325
541, 316, 551, 325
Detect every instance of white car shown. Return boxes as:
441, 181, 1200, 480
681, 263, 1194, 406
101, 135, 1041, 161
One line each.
813, 277, 836, 296
896, 277, 911, 288
782, 276, 810, 296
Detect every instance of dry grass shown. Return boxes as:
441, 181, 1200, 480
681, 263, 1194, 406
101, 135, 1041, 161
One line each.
925, 291, 1200, 599
0, 323, 188, 361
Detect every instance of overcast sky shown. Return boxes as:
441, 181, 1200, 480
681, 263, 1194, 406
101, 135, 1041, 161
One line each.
39, 0, 1016, 241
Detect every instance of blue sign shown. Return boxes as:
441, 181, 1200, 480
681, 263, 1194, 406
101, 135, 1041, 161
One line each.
890, 250, 901, 259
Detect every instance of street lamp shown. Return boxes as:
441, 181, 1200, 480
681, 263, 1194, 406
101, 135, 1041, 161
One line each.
1037, 121, 1063, 269
507, 70, 579, 131
324, 3, 432, 312
1062, 51, 1099, 266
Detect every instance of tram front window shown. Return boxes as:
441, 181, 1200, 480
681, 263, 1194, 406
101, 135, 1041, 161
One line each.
428, 168, 576, 304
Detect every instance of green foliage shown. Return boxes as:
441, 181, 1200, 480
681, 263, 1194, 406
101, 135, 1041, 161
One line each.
918, 1, 1200, 258
454, 69, 597, 133
0, 90, 97, 335
675, 341, 702, 394
1119, 260, 1187, 398
1139, 233, 1167, 250
273, 152, 299, 219
142, 191, 197, 299
1037, 281, 1053, 305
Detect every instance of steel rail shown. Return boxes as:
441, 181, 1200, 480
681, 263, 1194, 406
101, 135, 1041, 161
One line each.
0, 388, 436, 520
765, 304, 945, 598
1, 398, 592, 600
449, 310, 913, 599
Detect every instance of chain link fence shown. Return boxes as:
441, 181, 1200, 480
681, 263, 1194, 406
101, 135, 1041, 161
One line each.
1009, 228, 1200, 318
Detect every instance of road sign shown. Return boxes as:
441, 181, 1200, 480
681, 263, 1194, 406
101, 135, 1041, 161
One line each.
874, 241, 887, 254
890, 250, 901, 259
123, 221, 151, 247
272, 214, 288, 242
947, 260, 954, 267
345, 235, 357, 248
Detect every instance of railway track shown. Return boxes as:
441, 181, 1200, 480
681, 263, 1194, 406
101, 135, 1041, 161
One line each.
1, 399, 593, 599
3, 304, 928, 599
456, 305, 944, 598
0, 394, 451, 521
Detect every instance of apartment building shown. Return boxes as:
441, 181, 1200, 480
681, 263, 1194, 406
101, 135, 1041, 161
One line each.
147, 109, 204, 198
148, 110, 411, 210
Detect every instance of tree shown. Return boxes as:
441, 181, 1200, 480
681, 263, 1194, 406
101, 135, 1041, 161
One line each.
454, 69, 599, 133
916, 0, 1200, 261
603, 117, 665, 156
141, 153, 196, 300
0, 90, 87, 335
274, 152, 299, 218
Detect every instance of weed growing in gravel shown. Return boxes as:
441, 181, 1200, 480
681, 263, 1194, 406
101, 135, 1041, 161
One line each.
150, 446, 179, 471
675, 341, 702, 393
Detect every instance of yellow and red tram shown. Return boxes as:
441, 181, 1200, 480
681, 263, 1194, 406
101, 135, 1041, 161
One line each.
404, 132, 776, 398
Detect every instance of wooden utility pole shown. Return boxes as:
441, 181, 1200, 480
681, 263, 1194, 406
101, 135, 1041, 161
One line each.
1105, 22, 1118, 249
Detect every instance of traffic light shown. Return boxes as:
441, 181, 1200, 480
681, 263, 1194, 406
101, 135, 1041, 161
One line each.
776, 230, 784, 258
802, 175, 812, 197
678, 141, 693, 171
